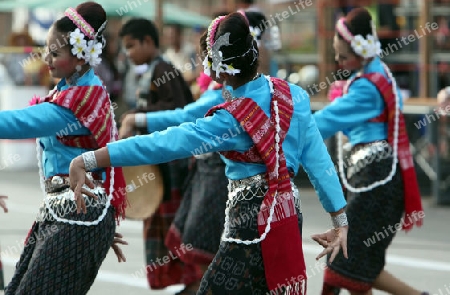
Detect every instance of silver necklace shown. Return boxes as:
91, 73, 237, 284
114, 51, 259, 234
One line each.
222, 73, 259, 102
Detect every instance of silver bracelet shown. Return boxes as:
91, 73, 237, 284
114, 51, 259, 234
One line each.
331, 212, 348, 228
134, 113, 147, 128
82, 151, 98, 172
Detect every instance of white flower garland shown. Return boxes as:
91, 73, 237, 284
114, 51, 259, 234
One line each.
337, 62, 400, 192
69, 28, 103, 67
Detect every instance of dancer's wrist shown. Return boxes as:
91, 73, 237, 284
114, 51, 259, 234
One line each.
331, 212, 348, 228
81, 151, 97, 172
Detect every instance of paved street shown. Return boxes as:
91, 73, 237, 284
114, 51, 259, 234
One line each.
1, 169, 449, 295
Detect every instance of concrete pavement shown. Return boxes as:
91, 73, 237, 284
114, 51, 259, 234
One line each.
0, 169, 449, 294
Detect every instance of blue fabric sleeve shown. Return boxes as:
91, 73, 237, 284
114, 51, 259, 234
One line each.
313, 78, 385, 140
109, 109, 241, 167
146, 89, 223, 132
298, 113, 347, 213
0, 103, 89, 139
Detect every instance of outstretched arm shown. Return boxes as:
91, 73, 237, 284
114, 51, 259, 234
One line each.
119, 89, 223, 138
69, 109, 243, 210
297, 95, 348, 262
0, 103, 88, 139
313, 78, 384, 140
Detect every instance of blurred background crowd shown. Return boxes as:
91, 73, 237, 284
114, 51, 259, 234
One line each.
0, 0, 448, 200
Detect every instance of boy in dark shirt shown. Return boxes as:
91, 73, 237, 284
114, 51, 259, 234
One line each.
118, 18, 201, 292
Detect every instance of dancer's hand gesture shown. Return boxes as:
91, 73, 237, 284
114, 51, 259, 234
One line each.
311, 225, 348, 263
111, 232, 128, 262
0, 195, 8, 213
69, 157, 97, 214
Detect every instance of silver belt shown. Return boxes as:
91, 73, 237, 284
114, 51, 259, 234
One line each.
193, 152, 215, 160
44, 173, 103, 193
229, 173, 266, 191
348, 141, 392, 178
228, 173, 302, 212
38, 174, 108, 222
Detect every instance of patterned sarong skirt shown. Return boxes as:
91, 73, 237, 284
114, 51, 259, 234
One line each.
5, 176, 115, 295
166, 153, 229, 265
322, 141, 404, 294
197, 173, 303, 295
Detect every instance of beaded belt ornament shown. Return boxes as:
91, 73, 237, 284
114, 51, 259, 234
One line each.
37, 174, 108, 223
227, 173, 302, 212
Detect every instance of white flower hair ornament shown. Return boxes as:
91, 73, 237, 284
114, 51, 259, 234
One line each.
70, 28, 87, 59
65, 8, 107, 67
249, 26, 262, 46
203, 16, 243, 78
85, 40, 103, 67
336, 18, 381, 59
209, 33, 241, 78
203, 16, 257, 78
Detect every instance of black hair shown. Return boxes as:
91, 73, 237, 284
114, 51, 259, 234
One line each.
200, 12, 258, 81
212, 10, 230, 18
54, 1, 107, 46
119, 18, 160, 48
337, 7, 373, 41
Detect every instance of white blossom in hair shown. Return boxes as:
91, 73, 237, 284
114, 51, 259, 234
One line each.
202, 56, 212, 76
249, 26, 261, 40
85, 40, 103, 66
351, 34, 380, 59
70, 28, 87, 59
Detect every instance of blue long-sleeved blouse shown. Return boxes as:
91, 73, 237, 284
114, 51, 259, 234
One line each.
108, 75, 346, 213
146, 89, 224, 132
0, 69, 102, 178
313, 56, 403, 144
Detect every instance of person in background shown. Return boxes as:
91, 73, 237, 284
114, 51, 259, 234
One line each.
313, 7, 428, 295
4, 30, 34, 86
163, 24, 197, 86
95, 32, 122, 103
118, 18, 200, 292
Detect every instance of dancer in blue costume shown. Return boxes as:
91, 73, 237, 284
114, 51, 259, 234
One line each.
118, 11, 277, 294
312, 7, 427, 295
69, 12, 349, 295
1, 2, 127, 294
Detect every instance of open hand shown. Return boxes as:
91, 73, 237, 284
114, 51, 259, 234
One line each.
0, 195, 8, 213
311, 225, 348, 263
69, 157, 97, 214
111, 232, 128, 262
118, 114, 135, 139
